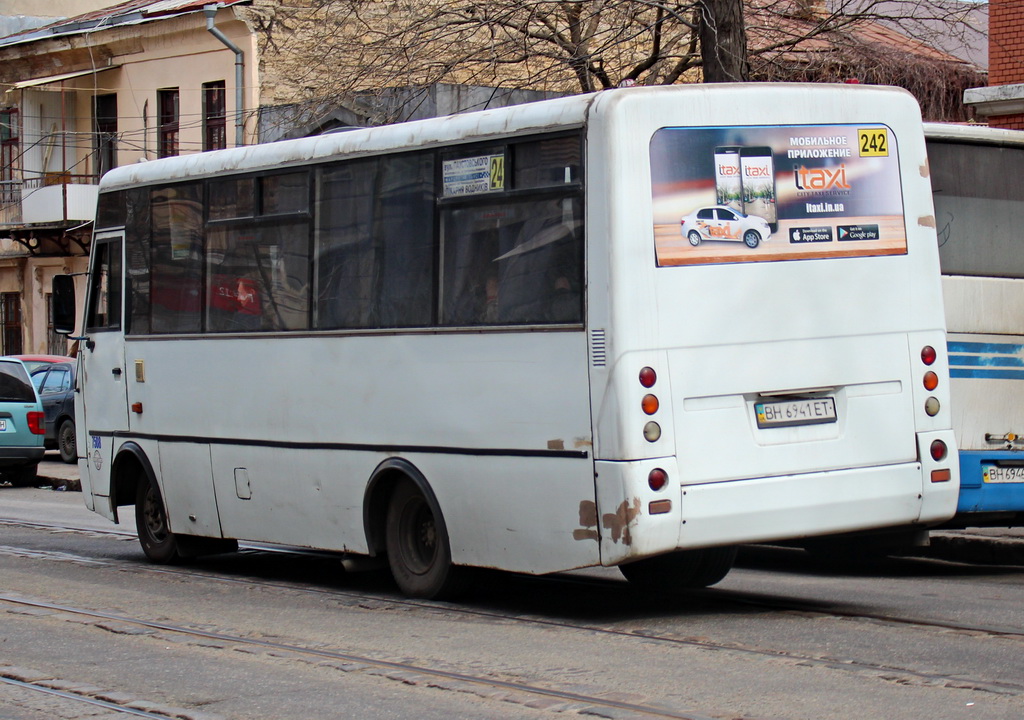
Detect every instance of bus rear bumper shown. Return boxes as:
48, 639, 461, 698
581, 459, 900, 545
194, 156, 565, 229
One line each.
595, 444, 959, 566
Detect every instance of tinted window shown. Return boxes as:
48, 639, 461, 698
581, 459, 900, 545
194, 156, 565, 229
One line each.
207, 220, 311, 332
316, 153, 434, 329
930, 140, 1024, 278
0, 362, 36, 402
38, 366, 72, 394
86, 239, 122, 331
514, 136, 582, 188
150, 184, 203, 333
441, 196, 582, 325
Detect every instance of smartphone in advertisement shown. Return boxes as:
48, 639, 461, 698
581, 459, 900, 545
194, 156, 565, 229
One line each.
739, 146, 777, 232
714, 146, 743, 213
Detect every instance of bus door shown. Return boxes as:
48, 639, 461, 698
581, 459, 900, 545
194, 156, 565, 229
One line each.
80, 230, 128, 521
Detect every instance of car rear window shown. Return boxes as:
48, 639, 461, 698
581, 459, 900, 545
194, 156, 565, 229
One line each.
0, 361, 37, 403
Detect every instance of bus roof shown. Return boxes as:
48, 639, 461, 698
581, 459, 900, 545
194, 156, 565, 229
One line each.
101, 83, 920, 192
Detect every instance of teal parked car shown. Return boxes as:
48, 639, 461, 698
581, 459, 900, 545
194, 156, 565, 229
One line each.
0, 357, 46, 487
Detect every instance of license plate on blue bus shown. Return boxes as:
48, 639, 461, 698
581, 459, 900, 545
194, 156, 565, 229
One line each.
755, 397, 837, 429
0, 419, 5, 431
982, 464, 1024, 484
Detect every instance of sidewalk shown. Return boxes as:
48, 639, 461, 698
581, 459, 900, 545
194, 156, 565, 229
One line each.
36, 453, 82, 492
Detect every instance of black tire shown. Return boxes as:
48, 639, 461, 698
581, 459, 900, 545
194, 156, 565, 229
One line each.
4, 463, 39, 488
58, 419, 77, 464
385, 479, 465, 599
687, 230, 702, 246
620, 546, 737, 591
743, 229, 761, 248
135, 473, 181, 564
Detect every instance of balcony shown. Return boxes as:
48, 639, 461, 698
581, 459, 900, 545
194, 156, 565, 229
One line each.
0, 173, 99, 228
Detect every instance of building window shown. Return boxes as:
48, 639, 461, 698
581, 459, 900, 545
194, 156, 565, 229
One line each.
46, 293, 66, 355
158, 88, 179, 158
94, 94, 117, 177
203, 81, 227, 151
1, 109, 18, 212
1, 293, 22, 355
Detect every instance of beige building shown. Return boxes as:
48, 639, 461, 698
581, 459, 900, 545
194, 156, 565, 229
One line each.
0, 0, 258, 353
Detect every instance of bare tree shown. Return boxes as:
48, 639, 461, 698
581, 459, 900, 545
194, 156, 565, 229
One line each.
243, 0, 985, 127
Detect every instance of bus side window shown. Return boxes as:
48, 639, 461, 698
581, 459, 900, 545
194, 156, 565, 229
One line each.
441, 196, 582, 326
86, 239, 122, 331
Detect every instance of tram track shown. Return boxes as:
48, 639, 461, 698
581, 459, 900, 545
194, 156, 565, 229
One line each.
3, 517, 1024, 704
3, 517, 1023, 644
0, 674, 187, 720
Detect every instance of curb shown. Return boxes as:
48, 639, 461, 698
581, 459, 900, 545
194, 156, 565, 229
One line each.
921, 532, 1024, 566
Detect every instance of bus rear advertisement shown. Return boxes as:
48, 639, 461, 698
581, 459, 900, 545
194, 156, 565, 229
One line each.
56, 84, 958, 598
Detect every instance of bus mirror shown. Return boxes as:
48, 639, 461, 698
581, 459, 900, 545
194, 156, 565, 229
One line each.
52, 275, 77, 335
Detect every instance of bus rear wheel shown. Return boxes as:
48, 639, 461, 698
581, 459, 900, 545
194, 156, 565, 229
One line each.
620, 546, 737, 591
385, 479, 465, 599
135, 474, 181, 564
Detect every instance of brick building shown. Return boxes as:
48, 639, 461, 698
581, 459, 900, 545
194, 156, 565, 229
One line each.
965, 0, 1024, 129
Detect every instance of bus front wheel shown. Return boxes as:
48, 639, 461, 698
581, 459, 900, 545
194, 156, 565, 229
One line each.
620, 546, 737, 591
135, 474, 181, 564
385, 479, 465, 599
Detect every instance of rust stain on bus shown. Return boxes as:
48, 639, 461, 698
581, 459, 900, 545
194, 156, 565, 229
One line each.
603, 498, 642, 546
918, 215, 936, 228
573, 500, 599, 541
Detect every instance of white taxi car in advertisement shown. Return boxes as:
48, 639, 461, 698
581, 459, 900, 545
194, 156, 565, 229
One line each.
680, 206, 772, 248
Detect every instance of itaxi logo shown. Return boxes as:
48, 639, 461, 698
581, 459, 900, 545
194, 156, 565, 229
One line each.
718, 163, 741, 176
794, 164, 851, 191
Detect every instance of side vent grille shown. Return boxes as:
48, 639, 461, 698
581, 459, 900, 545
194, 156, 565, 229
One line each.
590, 329, 607, 367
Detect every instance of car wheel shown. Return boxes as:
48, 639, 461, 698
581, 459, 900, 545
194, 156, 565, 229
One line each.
4, 463, 39, 488
743, 229, 761, 248
385, 479, 467, 599
687, 230, 702, 247
58, 419, 77, 464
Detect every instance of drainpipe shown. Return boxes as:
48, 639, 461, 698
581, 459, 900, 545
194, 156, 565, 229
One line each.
204, 4, 245, 147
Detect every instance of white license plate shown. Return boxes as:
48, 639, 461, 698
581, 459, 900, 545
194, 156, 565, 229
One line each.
982, 464, 1024, 484
0, 419, 5, 431
755, 397, 837, 429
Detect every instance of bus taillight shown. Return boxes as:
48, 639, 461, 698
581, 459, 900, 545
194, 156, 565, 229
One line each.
648, 468, 668, 491
923, 371, 938, 391
639, 367, 657, 388
929, 439, 948, 462
921, 346, 936, 365
642, 394, 659, 415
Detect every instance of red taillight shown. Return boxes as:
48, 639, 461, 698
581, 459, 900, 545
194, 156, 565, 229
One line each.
27, 411, 45, 435
930, 439, 947, 462
639, 367, 657, 388
923, 371, 938, 391
921, 346, 937, 366
648, 468, 668, 491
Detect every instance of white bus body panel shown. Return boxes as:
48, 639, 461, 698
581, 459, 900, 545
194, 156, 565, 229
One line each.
122, 331, 598, 573
943, 276, 1024, 451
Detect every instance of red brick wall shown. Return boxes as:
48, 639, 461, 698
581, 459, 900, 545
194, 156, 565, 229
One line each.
989, 0, 1024, 86
991, 113, 1024, 130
